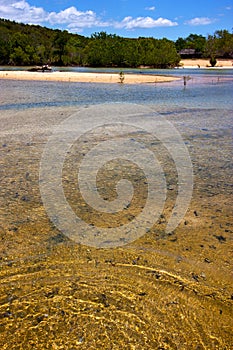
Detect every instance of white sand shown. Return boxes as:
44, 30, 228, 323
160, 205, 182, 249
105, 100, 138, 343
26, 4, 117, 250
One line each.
0, 71, 180, 84
180, 58, 233, 69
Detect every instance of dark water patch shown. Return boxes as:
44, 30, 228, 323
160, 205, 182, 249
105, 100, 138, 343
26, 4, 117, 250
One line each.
0, 100, 88, 110
159, 107, 217, 116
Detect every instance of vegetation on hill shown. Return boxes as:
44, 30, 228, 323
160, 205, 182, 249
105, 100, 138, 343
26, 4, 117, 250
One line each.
0, 18, 232, 67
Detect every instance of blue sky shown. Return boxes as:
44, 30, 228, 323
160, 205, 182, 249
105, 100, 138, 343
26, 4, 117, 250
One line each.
0, 0, 232, 39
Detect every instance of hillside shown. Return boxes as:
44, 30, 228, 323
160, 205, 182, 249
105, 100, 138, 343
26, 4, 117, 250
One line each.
0, 18, 179, 68
0, 18, 232, 67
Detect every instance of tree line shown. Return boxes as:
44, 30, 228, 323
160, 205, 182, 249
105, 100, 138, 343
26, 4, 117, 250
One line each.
176, 31, 233, 63
0, 18, 232, 67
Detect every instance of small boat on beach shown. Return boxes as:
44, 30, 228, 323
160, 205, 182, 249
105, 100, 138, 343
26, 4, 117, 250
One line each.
27, 65, 52, 72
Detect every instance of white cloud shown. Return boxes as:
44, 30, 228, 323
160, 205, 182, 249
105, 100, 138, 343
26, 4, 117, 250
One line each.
225, 6, 232, 10
0, 1, 178, 32
185, 17, 214, 26
116, 16, 178, 29
0, 0, 47, 23
145, 6, 156, 11
48, 7, 103, 27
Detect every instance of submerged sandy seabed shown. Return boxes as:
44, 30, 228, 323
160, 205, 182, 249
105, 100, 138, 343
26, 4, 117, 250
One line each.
0, 105, 232, 349
0, 70, 180, 84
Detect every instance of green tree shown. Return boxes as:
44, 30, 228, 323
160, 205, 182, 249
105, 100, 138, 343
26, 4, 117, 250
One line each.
65, 36, 86, 65
138, 37, 180, 68
204, 34, 218, 60
214, 30, 233, 57
175, 37, 187, 51
10, 47, 30, 65
205, 30, 233, 59
0, 37, 10, 64
53, 30, 70, 65
85, 32, 119, 67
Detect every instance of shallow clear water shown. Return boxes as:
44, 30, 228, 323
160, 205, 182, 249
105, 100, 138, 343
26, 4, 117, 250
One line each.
0, 69, 233, 348
0, 68, 233, 110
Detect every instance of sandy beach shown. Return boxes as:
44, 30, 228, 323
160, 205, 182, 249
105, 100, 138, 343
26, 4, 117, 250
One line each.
0, 70, 180, 84
180, 58, 233, 68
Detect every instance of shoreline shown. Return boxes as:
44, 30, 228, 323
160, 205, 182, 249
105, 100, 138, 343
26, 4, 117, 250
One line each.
0, 71, 180, 84
180, 58, 233, 69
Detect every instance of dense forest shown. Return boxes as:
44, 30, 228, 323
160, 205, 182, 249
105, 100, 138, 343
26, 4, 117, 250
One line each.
0, 18, 232, 68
